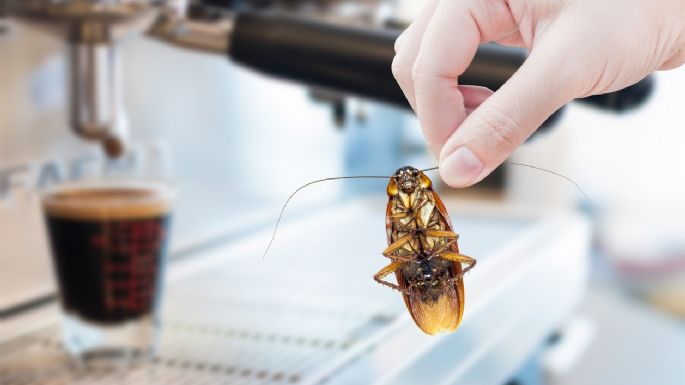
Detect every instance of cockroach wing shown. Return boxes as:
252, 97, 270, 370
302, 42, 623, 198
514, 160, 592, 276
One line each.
385, 188, 466, 335
430, 189, 456, 230
405, 282, 462, 335
429, 190, 466, 329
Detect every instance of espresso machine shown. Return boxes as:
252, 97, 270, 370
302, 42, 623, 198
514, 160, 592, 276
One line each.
0, 1, 654, 384
4, 0, 652, 154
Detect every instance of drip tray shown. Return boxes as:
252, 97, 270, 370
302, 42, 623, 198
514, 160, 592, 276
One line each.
0, 199, 590, 385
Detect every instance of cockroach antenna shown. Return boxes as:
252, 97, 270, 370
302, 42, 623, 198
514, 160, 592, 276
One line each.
506, 162, 593, 203
263, 162, 591, 259
262, 174, 391, 259
421, 162, 592, 203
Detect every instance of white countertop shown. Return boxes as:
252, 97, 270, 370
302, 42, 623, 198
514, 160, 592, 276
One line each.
0, 197, 590, 385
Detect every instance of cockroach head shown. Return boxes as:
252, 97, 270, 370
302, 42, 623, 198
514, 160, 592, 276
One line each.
393, 166, 421, 193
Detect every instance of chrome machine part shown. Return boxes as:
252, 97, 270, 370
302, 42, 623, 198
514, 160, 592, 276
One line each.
147, 6, 233, 55
69, 42, 121, 140
7, 0, 158, 154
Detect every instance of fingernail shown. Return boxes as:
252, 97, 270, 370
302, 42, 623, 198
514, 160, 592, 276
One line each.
439, 146, 484, 187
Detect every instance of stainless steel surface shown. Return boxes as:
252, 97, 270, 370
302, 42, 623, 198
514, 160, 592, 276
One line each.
4, 0, 341, 144
4, 0, 400, 144
7, 0, 157, 143
147, 9, 233, 55
0, 199, 590, 385
69, 42, 124, 140
7, 0, 157, 32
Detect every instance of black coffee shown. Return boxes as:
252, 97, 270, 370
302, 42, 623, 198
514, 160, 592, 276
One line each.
44, 186, 172, 324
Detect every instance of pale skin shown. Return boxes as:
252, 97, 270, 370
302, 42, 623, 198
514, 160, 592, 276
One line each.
392, 0, 685, 187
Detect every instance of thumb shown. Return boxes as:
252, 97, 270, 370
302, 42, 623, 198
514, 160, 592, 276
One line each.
438, 45, 579, 188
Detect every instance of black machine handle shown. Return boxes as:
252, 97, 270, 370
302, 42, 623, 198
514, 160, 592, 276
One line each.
229, 12, 653, 112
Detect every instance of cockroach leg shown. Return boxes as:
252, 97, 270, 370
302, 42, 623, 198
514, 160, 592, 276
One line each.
390, 211, 411, 219
423, 229, 458, 257
424, 229, 459, 240
427, 240, 457, 257
382, 234, 416, 259
373, 260, 410, 294
387, 254, 418, 263
439, 252, 477, 274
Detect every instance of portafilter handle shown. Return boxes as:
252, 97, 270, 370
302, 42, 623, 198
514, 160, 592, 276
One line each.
227, 12, 654, 112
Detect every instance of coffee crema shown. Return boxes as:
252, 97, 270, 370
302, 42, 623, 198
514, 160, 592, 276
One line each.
43, 184, 173, 220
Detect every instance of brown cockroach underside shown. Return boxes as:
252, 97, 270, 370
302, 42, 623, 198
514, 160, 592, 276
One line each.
374, 166, 476, 335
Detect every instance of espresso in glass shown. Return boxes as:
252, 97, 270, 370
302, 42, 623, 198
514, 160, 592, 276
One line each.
43, 182, 173, 364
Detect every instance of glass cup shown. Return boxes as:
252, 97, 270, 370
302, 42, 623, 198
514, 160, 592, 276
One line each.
41, 180, 174, 366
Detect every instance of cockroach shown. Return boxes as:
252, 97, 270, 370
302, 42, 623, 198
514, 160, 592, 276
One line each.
263, 163, 591, 335
374, 166, 474, 334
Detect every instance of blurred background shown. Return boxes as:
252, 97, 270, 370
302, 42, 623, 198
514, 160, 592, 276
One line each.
1, 0, 684, 384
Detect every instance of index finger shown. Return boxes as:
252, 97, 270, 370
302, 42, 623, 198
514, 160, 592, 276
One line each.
412, 0, 518, 150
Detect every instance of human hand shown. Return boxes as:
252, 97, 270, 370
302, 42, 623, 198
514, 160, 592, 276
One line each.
392, 0, 685, 187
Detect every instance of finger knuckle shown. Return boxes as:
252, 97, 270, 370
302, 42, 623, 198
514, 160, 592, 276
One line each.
391, 55, 411, 83
411, 59, 451, 90
410, 62, 436, 92
410, 61, 429, 83
470, 107, 522, 152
